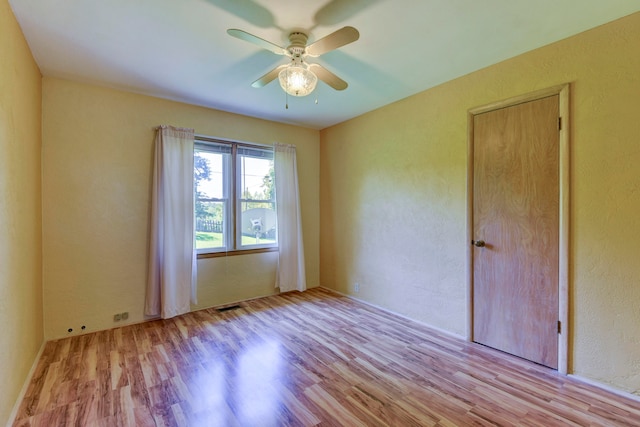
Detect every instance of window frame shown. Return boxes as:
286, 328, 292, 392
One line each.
195, 137, 277, 258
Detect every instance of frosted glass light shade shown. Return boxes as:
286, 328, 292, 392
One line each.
278, 65, 317, 97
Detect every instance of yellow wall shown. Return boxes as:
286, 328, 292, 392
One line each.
42, 78, 319, 339
0, 0, 43, 424
320, 12, 640, 394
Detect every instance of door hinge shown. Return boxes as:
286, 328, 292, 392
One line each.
558, 117, 562, 131
557, 320, 562, 334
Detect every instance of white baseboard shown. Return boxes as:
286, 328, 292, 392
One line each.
319, 286, 466, 341
569, 374, 640, 403
6, 340, 47, 427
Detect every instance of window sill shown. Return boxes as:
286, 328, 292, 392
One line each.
197, 247, 278, 259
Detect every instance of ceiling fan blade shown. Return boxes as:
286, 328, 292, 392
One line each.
227, 29, 286, 55
308, 63, 348, 90
251, 64, 288, 88
305, 26, 359, 57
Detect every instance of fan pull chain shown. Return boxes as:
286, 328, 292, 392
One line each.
285, 75, 289, 109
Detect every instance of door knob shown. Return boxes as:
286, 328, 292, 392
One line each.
472, 240, 486, 247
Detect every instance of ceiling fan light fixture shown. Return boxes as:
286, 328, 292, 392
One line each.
278, 64, 317, 97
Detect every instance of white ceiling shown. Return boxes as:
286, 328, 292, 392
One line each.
9, 0, 639, 129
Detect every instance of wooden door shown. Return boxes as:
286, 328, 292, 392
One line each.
472, 95, 559, 369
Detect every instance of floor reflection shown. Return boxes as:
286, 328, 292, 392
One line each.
191, 336, 285, 426
235, 339, 283, 426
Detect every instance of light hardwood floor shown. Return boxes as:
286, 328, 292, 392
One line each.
13, 287, 640, 426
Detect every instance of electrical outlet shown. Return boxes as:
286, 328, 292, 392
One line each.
114, 313, 122, 322
354, 282, 360, 293
121, 312, 129, 320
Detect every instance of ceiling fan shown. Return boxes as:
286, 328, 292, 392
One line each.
227, 26, 360, 97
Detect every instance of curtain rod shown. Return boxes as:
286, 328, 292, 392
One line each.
194, 133, 274, 149
153, 127, 276, 149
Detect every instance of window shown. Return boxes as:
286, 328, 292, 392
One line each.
194, 139, 277, 255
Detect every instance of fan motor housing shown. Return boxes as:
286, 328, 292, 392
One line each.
287, 32, 308, 56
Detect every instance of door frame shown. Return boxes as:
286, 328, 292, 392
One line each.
466, 84, 570, 374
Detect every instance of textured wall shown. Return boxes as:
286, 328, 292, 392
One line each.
320, 12, 640, 394
320, 95, 468, 335
42, 78, 319, 340
0, 0, 43, 424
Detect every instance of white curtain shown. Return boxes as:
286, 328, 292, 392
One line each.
274, 143, 306, 292
145, 125, 197, 318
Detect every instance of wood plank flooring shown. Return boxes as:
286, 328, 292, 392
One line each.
13, 287, 640, 426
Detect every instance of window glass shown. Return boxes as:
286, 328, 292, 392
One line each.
195, 144, 231, 252
195, 141, 276, 254
238, 148, 276, 248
